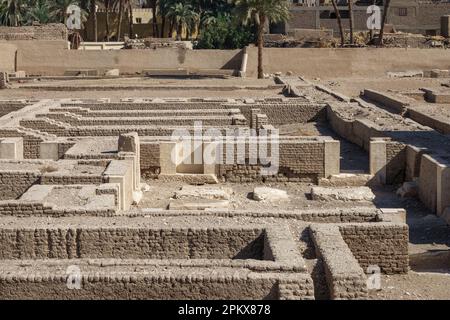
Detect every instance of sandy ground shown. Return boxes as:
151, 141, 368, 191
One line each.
368, 273, 450, 300
138, 181, 379, 211
314, 76, 446, 98
0, 77, 283, 100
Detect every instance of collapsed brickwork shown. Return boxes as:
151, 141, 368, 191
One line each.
0, 24, 68, 41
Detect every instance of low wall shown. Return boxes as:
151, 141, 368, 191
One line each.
310, 224, 367, 300
418, 154, 450, 215
246, 47, 450, 78
0, 103, 26, 118
0, 171, 40, 200
408, 109, 450, 134
0, 43, 17, 72
0, 128, 42, 159
339, 223, 409, 274
237, 103, 326, 126
216, 139, 333, 183
0, 227, 264, 260
16, 45, 243, 75
9, 44, 450, 78
327, 104, 385, 152
0, 24, 67, 41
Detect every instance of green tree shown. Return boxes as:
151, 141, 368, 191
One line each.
0, 0, 26, 26
166, 2, 198, 40
195, 13, 254, 49
234, 0, 290, 79
26, 0, 52, 24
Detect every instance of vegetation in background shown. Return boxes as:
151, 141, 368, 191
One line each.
195, 13, 255, 49
234, 0, 290, 78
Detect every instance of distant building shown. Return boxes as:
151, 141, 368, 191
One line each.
284, 0, 450, 36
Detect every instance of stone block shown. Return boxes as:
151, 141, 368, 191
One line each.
0, 137, 23, 160
310, 186, 375, 202
40, 141, 59, 160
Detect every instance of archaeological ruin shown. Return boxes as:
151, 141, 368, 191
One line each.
0, 67, 448, 300
0, 11, 449, 300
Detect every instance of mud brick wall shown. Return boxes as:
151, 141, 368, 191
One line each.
0, 129, 42, 159
279, 142, 324, 176
0, 227, 264, 260
238, 103, 326, 126
0, 24, 67, 40
140, 142, 160, 174
19, 119, 66, 136
58, 142, 75, 159
0, 202, 115, 217
339, 223, 409, 274
19, 119, 234, 137
0, 172, 41, 200
0, 72, 7, 89
327, 105, 385, 152
43, 113, 235, 127
408, 109, 450, 134
0, 104, 25, 117
216, 140, 325, 182
63, 102, 224, 110
386, 141, 406, 184
0, 270, 313, 300
310, 224, 368, 300
40, 175, 106, 185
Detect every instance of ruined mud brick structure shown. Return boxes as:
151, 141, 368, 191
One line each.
288, 0, 450, 36
0, 79, 440, 299
0, 73, 9, 89
0, 24, 68, 41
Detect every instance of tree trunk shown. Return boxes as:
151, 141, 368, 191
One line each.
379, 0, 391, 46
116, 0, 124, 41
257, 14, 266, 79
169, 20, 175, 38
152, 1, 159, 37
105, 0, 110, 41
348, 0, 354, 44
160, 16, 166, 38
128, 2, 134, 38
177, 23, 182, 41
90, 0, 98, 42
330, 0, 345, 47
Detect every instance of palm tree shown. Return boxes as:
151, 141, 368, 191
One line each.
234, 0, 290, 79
330, 0, 344, 47
166, 2, 198, 40
127, 0, 133, 38
146, 0, 158, 37
89, 0, 97, 41
26, 0, 52, 24
103, 0, 111, 40
158, 0, 175, 37
50, 0, 78, 23
348, 0, 353, 44
379, 0, 391, 46
113, 0, 124, 40
0, 0, 26, 26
